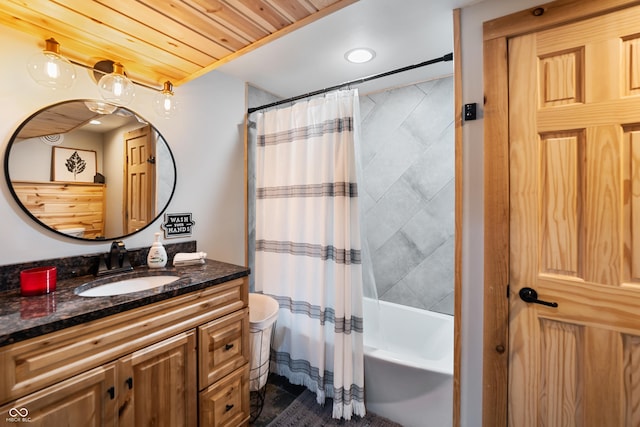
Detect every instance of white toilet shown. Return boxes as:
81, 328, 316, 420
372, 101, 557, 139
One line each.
58, 227, 85, 238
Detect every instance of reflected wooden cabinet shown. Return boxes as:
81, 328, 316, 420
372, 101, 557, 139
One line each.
12, 181, 106, 238
0, 278, 250, 426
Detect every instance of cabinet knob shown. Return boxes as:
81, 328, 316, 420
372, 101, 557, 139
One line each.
126, 377, 133, 389
225, 343, 234, 351
225, 404, 234, 412
107, 386, 115, 400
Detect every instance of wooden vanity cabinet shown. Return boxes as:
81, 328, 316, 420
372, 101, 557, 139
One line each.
198, 308, 250, 426
0, 363, 117, 426
199, 367, 249, 427
0, 277, 250, 427
117, 330, 198, 427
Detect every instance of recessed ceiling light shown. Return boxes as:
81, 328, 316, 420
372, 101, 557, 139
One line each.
345, 48, 376, 64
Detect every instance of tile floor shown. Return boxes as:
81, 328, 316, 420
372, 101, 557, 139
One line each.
250, 374, 306, 426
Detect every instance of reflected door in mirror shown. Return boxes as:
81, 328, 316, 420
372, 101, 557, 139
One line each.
125, 125, 155, 234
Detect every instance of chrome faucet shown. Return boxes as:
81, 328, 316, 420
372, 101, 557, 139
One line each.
96, 241, 133, 276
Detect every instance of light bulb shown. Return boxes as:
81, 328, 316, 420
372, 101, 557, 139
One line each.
98, 62, 135, 105
154, 81, 178, 118
45, 61, 60, 79
27, 38, 76, 89
344, 48, 376, 64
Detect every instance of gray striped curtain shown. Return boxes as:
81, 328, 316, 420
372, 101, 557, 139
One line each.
255, 89, 366, 419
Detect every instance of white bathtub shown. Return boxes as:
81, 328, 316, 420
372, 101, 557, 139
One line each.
363, 297, 453, 427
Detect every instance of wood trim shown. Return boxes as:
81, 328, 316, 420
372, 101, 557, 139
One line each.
483, 0, 640, 41
452, 7, 462, 427
482, 0, 640, 425
244, 84, 250, 270
482, 35, 510, 427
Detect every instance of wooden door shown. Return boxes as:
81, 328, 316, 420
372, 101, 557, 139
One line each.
0, 364, 117, 427
118, 331, 197, 427
124, 125, 155, 233
508, 5, 640, 426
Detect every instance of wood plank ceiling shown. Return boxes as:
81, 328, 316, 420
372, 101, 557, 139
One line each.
0, 0, 357, 89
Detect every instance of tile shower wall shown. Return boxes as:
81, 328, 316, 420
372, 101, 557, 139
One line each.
247, 79, 454, 314
360, 76, 454, 315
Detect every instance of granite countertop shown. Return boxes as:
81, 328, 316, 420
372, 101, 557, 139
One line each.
0, 259, 249, 347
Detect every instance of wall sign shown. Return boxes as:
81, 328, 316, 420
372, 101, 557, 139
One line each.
161, 213, 195, 238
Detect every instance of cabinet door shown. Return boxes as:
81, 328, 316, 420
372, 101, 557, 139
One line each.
199, 365, 250, 427
199, 308, 250, 389
118, 330, 197, 427
0, 363, 117, 427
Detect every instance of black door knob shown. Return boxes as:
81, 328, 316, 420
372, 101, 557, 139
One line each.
519, 287, 558, 307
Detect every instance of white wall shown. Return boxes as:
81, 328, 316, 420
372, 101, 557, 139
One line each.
459, 0, 542, 425
8, 130, 102, 181
0, 27, 246, 266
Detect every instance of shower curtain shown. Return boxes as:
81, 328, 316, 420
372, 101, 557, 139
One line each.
254, 89, 366, 420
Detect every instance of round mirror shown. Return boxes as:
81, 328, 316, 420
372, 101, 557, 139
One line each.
4, 99, 176, 241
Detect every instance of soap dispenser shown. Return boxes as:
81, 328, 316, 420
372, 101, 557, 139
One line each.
147, 232, 167, 268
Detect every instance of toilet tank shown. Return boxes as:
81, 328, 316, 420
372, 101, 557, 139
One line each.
58, 227, 85, 237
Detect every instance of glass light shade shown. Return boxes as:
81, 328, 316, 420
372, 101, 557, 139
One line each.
27, 38, 76, 89
98, 62, 135, 105
154, 81, 178, 118
84, 100, 118, 115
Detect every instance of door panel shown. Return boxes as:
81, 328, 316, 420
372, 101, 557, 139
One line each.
508, 4, 640, 426
124, 125, 155, 234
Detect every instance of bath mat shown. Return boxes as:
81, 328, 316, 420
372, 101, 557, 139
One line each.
267, 390, 402, 427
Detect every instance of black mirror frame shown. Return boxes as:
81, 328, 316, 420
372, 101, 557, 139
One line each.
3, 99, 177, 242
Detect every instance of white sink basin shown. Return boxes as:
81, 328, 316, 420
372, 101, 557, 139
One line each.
77, 275, 180, 297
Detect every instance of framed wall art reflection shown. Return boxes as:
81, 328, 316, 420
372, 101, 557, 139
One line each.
52, 147, 97, 183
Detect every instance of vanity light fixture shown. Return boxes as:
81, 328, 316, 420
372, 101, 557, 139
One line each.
27, 38, 76, 89
344, 48, 376, 64
153, 81, 178, 118
97, 62, 135, 106
84, 100, 118, 115
28, 41, 177, 116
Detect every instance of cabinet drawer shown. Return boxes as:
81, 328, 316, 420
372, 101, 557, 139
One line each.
199, 365, 249, 427
198, 308, 250, 389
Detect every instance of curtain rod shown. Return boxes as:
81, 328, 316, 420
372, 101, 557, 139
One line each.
247, 52, 453, 114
